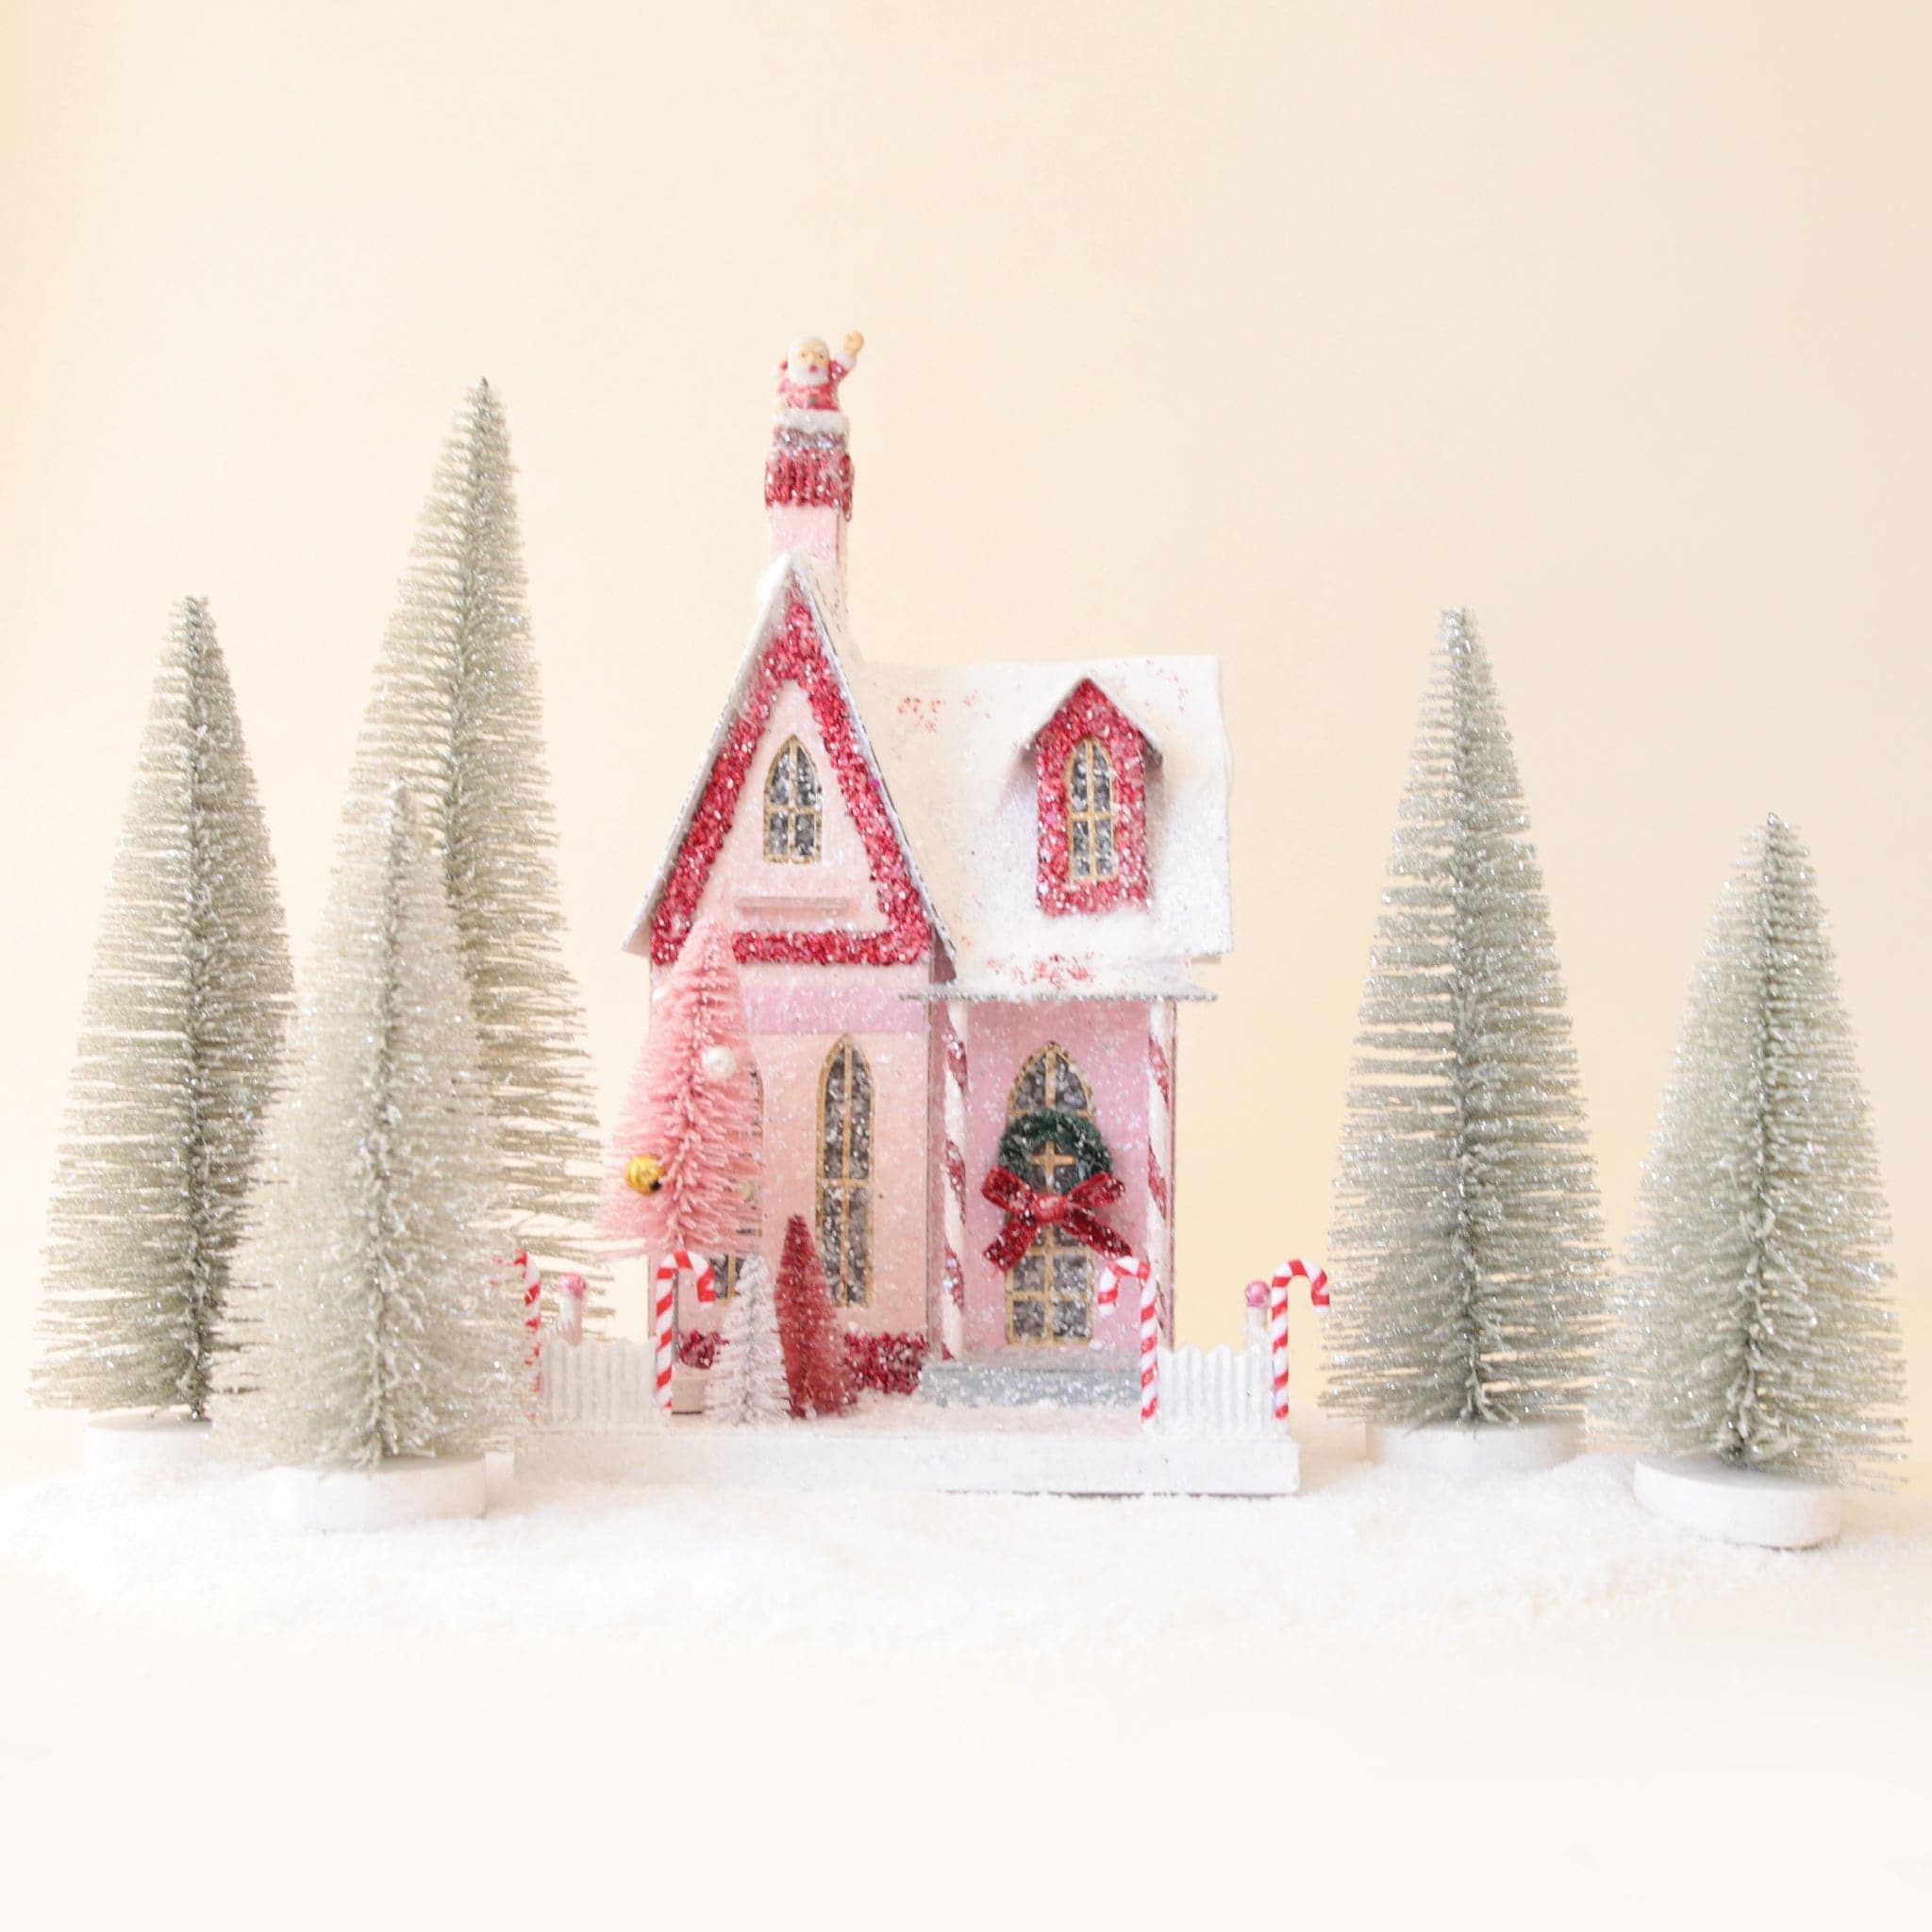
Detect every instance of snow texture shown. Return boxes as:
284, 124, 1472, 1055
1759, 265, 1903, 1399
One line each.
624, 554, 1232, 999
7, 1438, 1928, 1924
5, 1443, 1927, 1656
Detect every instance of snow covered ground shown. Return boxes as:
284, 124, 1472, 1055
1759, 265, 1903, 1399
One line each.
2, 1424, 1927, 1924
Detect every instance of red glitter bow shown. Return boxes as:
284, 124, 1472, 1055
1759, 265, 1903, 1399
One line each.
981, 1168, 1133, 1274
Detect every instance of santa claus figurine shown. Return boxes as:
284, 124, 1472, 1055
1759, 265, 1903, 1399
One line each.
774, 331, 863, 418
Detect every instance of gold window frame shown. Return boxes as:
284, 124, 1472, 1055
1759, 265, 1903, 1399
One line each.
1064, 736, 1120, 883
764, 735, 823, 864
816, 1038, 874, 1308
1004, 1043, 1097, 1345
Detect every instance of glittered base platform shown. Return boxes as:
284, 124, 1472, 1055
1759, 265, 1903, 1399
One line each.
521, 1406, 1299, 1497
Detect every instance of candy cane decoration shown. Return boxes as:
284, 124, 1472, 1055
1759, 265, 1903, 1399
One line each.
1265, 1257, 1331, 1426
940, 1001, 969, 1361
1274, 1257, 1330, 1307
518, 1251, 543, 1396
1266, 1274, 1290, 1424
1145, 1005, 1175, 1343
1095, 1252, 1158, 1427
652, 1250, 716, 1413
554, 1274, 589, 1347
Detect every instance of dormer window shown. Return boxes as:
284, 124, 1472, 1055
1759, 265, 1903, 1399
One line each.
1066, 737, 1118, 883
763, 736, 821, 862
1034, 679, 1151, 914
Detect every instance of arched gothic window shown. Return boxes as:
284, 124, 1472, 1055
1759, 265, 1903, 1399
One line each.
1005, 1043, 1095, 1343
1064, 737, 1118, 883
817, 1039, 873, 1307
764, 737, 822, 862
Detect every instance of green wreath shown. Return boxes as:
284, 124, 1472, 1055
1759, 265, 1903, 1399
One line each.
996, 1108, 1113, 1187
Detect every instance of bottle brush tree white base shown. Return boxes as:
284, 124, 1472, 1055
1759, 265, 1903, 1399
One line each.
270, 1455, 487, 1531
1633, 1455, 1842, 1550
83, 1411, 214, 1474
1365, 1419, 1581, 1476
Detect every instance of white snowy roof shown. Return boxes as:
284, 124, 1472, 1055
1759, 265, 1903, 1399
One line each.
626, 553, 1234, 1000
856, 650, 1231, 1002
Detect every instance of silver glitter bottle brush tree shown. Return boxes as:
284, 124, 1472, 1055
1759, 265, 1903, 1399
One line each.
349, 381, 604, 1305
1608, 816, 1906, 1507
33, 597, 293, 1442
1323, 609, 1607, 1463
226, 780, 521, 1487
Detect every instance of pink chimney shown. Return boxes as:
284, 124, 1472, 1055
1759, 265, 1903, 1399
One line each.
765, 416, 855, 576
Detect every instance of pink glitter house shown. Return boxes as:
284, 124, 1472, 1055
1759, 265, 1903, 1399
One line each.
623, 361, 1233, 1405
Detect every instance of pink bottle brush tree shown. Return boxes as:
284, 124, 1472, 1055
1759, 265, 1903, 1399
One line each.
601, 920, 760, 1258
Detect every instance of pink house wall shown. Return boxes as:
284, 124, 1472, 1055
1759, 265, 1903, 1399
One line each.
658, 676, 933, 1337
956, 1000, 1151, 1361
689, 679, 891, 942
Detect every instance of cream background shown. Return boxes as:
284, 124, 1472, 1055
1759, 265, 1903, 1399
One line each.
3, 0, 1928, 1461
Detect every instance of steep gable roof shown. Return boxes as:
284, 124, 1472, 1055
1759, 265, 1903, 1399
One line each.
623, 556, 944, 964
626, 554, 1233, 1002
1024, 675, 1164, 761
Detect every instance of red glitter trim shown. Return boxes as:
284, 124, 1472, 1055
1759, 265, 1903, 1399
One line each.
765, 438, 855, 520
1147, 1031, 1173, 1109
1146, 1144, 1170, 1218
650, 595, 932, 967
1035, 679, 1151, 916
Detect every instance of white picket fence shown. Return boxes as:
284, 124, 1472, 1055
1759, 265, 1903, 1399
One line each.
1152, 1341, 1280, 1438
538, 1331, 1285, 1437
538, 1336, 658, 1430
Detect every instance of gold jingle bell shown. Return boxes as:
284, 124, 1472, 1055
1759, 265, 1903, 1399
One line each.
625, 1153, 667, 1196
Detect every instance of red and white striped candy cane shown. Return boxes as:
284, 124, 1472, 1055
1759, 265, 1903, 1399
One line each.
554, 1274, 588, 1346
1094, 1253, 1158, 1427
652, 1250, 716, 1414
518, 1251, 543, 1394
1265, 1258, 1330, 1425
1276, 1257, 1330, 1307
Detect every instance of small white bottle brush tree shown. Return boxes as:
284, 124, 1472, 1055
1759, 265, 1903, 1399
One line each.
1324, 610, 1607, 1437
1608, 816, 1906, 1485
706, 1254, 790, 1426
229, 782, 520, 1470
34, 597, 292, 1424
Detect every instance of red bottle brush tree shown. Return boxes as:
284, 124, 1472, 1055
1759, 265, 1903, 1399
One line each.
775, 1215, 853, 1418
600, 920, 760, 1257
